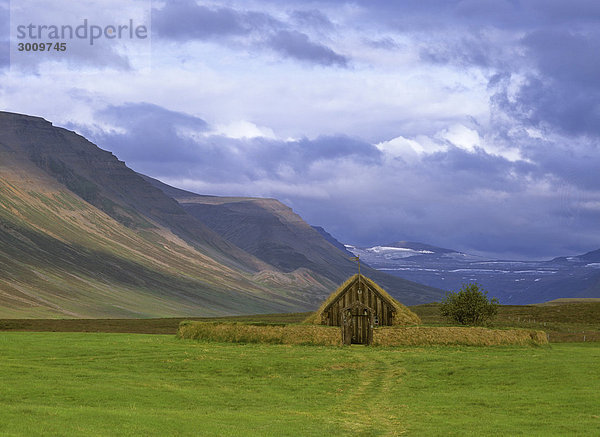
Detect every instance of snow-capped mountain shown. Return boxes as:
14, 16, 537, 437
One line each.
346, 242, 600, 304
346, 241, 481, 264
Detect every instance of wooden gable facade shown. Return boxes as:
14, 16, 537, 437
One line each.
305, 274, 421, 345
320, 274, 397, 327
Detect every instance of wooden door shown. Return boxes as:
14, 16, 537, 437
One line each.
341, 303, 373, 345
342, 309, 352, 345
352, 313, 369, 344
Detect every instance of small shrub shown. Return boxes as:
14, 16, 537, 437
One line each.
440, 283, 499, 325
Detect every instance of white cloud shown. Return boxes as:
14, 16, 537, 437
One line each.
437, 124, 481, 151
525, 127, 544, 139
375, 125, 526, 164
375, 135, 444, 162
211, 120, 277, 139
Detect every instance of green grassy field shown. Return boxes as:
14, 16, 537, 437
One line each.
0, 332, 598, 436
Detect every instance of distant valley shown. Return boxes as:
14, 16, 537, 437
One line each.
346, 242, 600, 304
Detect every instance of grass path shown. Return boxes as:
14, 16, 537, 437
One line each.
332, 350, 407, 435
0, 333, 599, 436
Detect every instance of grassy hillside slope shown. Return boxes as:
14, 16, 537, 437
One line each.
0, 111, 268, 274
0, 171, 317, 317
0, 112, 333, 317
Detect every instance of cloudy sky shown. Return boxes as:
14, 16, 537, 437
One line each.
1, 0, 600, 259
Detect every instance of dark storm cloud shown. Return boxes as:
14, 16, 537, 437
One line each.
152, 0, 279, 40
524, 0, 600, 25
268, 30, 347, 67
523, 30, 600, 86
300, 135, 379, 160
445, 0, 600, 28
522, 140, 600, 191
311, 0, 600, 29
419, 34, 499, 68
98, 102, 209, 131
488, 84, 600, 194
499, 29, 600, 137
79, 102, 376, 182
152, 0, 347, 67
74, 103, 209, 167
423, 146, 531, 192
502, 76, 600, 137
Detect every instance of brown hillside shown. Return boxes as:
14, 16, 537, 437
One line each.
0, 111, 331, 317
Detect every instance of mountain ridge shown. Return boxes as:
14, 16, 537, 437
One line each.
143, 174, 443, 303
1, 112, 271, 275
0, 111, 442, 317
0, 112, 322, 317
348, 241, 600, 304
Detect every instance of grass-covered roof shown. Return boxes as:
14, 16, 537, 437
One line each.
304, 274, 421, 326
